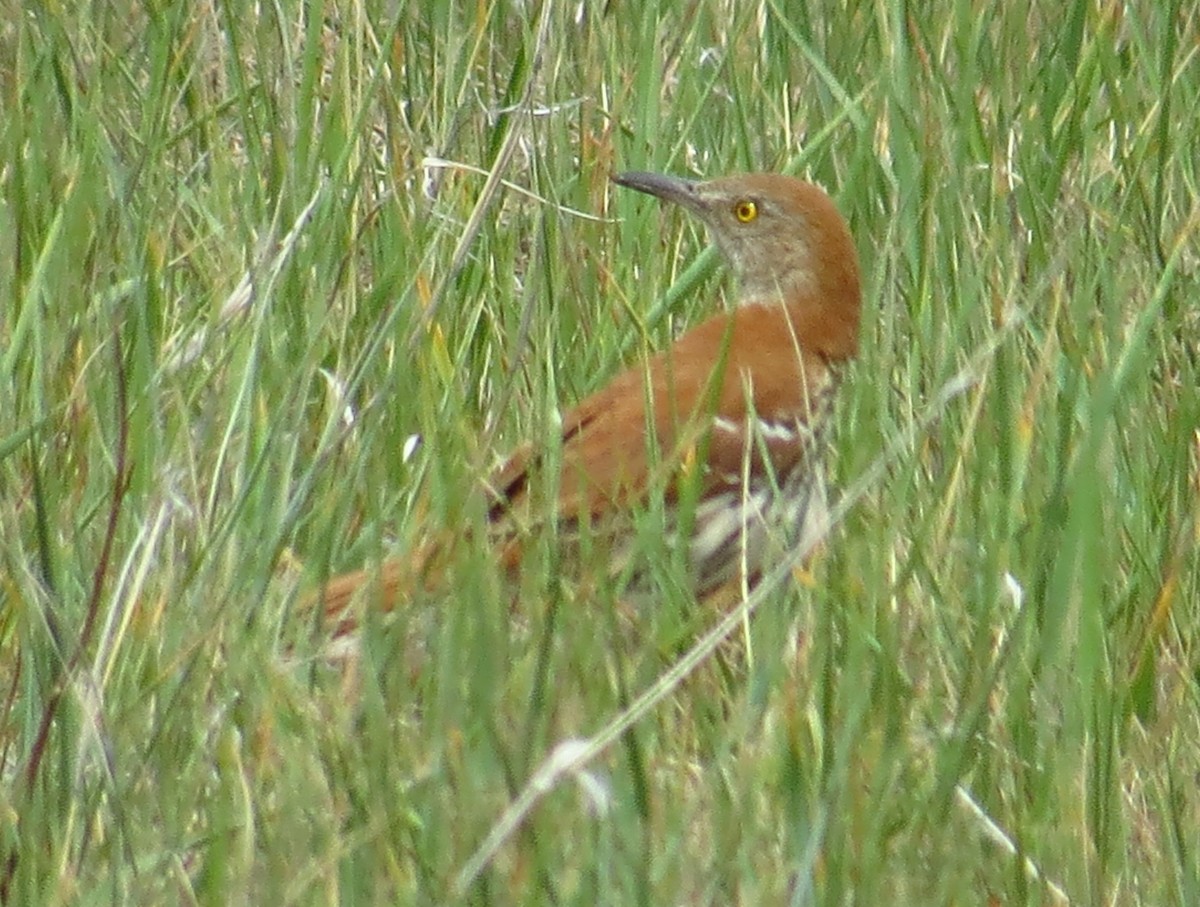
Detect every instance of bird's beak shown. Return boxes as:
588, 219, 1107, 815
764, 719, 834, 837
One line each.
612, 171, 702, 212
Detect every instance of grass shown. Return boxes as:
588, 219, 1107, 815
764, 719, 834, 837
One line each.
2, 0, 1199, 903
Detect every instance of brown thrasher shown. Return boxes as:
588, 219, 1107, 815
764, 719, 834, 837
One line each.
308, 170, 861, 636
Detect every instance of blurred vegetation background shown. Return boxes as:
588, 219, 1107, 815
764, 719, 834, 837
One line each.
2, 0, 1198, 903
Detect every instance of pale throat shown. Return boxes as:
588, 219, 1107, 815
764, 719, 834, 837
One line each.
710, 228, 814, 298
731, 260, 817, 308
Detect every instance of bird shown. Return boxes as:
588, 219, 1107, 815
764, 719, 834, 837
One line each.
305, 170, 861, 640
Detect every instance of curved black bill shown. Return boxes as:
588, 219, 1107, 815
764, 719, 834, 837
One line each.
611, 171, 700, 208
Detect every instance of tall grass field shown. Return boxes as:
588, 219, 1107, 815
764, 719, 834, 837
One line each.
2, 1, 1198, 903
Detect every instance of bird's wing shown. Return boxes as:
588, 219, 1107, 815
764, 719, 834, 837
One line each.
308, 304, 834, 627
486, 302, 834, 526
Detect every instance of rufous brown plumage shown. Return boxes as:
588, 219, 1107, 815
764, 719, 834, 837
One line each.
306, 170, 861, 638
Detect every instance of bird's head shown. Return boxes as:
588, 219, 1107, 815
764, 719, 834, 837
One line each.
613, 170, 861, 360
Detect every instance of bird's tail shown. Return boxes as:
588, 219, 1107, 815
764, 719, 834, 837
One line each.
301, 538, 449, 641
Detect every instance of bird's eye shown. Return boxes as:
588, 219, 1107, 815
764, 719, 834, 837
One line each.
733, 200, 758, 223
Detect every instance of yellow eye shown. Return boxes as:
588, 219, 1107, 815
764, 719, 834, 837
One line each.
733, 199, 758, 223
